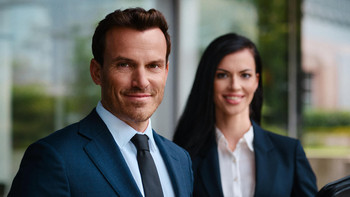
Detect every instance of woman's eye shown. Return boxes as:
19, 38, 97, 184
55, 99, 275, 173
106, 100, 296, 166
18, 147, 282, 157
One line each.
216, 73, 228, 79
242, 73, 251, 78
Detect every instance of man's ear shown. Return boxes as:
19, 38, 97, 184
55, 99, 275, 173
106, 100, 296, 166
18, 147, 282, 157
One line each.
163, 61, 169, 82
90, 59, 102, 85
165, 61, 169, 74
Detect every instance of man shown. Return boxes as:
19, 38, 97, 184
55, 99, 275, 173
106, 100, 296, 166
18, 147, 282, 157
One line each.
8, 8, 193, 197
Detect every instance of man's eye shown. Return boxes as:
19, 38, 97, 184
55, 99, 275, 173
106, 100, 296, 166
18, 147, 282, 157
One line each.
118, 63, 130, 67
149, 64, 160, 69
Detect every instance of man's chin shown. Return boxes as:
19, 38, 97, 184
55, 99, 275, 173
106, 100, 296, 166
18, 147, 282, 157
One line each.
125, 109, 154, 122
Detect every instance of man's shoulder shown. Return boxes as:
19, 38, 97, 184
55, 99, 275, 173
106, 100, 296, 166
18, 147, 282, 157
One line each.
43, 122, 80, 142
33, 110, 99, 150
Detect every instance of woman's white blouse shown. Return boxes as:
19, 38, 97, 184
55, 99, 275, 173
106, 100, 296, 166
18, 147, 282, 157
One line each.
216, 126, 256, 197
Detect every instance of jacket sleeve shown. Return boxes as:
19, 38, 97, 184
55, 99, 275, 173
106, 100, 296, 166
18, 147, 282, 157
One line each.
185, 149, 194, 196
8, 141, 70, 197
292, 140, 318, 197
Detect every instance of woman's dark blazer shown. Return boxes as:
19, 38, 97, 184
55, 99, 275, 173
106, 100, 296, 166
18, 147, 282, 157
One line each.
192, 121, 318, 197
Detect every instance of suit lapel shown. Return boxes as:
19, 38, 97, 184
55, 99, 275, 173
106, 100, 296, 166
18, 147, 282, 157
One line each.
79, 109, 142, 197
153, 132, 184, 196
198, 140, 224, 197
252, 122, 278, 196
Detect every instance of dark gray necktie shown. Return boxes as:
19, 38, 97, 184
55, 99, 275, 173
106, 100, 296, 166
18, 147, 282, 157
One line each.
131, 134, 164, 197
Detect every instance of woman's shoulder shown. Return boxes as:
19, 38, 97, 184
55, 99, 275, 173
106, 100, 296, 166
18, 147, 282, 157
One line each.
253, 122, 301, 149
263, 129, 298, 142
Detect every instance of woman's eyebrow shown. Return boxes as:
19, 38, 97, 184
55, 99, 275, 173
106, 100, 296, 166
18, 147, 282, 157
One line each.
216, 68, 229, 72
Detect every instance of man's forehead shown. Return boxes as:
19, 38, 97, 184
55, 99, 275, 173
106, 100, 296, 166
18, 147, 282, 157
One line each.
104, 27, 167, 60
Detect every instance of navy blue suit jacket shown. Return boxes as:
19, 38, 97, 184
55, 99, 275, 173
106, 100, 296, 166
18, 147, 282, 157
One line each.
192, 121, 317, 197
8, 109, 193, 197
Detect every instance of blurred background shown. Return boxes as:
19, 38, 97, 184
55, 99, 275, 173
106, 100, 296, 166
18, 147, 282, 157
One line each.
1, 0, 350, 195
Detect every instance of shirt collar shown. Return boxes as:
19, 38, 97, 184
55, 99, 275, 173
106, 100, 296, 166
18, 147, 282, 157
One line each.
215, 125, 255, 152
95, 101, 157, 152
244, 126, 254, 151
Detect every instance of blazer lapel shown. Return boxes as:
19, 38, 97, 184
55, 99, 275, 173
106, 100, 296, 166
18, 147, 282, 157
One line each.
252, 121, 278, 196
79, 109, 142, 197
198, 140, 224, 197
153, 132, 184, 196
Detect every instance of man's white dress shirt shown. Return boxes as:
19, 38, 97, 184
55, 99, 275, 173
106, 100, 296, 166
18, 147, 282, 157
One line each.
216, 126, 256, 197
96, 102, 175, 197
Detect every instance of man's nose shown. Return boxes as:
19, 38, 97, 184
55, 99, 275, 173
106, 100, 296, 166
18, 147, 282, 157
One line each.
131, 67, 149, 89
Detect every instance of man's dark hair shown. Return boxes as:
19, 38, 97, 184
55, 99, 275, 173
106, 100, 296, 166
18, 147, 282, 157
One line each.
92, 8, 171, 65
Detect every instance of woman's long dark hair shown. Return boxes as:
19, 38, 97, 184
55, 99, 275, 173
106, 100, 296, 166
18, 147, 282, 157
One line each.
173, 33, 263, 157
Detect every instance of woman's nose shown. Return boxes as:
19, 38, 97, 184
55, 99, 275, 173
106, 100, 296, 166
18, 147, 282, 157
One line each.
229, 76, 240, 90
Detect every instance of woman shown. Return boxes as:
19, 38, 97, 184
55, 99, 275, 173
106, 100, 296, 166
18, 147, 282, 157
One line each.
173, 33, 317, 197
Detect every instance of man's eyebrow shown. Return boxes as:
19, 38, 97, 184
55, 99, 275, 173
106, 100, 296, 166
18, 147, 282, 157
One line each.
148, 59, 166, 65
111, 56, 166, 66
111, 56, 134, 63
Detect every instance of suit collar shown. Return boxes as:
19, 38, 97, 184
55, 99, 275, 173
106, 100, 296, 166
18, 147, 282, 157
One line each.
79, 109, 142, 197
197, 139, 224, 197
153, 132, 185, 197
252, 121, 274, 152
195, 122, 278, 197
80, 109, 189, 197
252, 121, 278, 196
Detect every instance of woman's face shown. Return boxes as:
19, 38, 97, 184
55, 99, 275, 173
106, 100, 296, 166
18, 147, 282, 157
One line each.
213, 48, 259, 119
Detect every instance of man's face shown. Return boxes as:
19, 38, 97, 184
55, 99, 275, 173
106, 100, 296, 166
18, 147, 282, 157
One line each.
90, 27, 168, 131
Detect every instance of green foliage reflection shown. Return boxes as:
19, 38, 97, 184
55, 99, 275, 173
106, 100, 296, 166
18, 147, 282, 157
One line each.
12, 85, 54, 149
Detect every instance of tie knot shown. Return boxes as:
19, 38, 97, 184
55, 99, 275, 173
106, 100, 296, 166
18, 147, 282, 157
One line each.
131, 134, 150, 151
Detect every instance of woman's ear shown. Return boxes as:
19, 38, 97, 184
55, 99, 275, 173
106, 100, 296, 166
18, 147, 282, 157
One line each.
90, 59, 102, 85
255, 73, 260, 89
